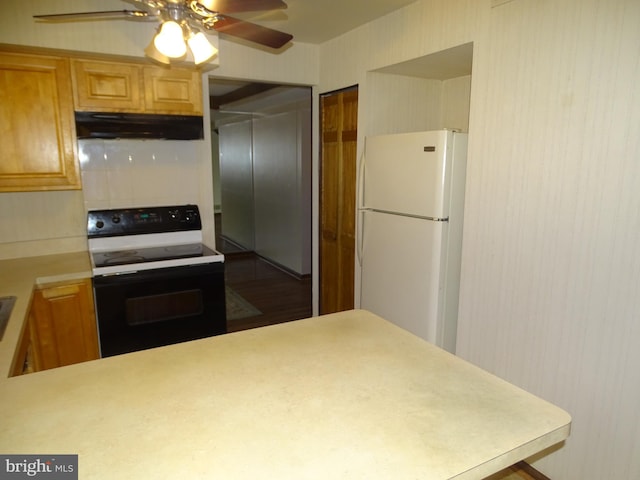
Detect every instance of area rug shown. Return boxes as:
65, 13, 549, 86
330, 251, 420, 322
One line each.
225, 287, 262, 321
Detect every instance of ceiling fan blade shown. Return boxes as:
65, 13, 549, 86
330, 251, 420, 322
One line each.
212, 15, 292, 49
33, 10, 151, 22
196, 0, 287, 14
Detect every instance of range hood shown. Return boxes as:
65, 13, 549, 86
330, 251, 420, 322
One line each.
75, 112, 204, 140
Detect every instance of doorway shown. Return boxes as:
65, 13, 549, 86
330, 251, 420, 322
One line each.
319, 86, 358, 314
209, 78, 313, 329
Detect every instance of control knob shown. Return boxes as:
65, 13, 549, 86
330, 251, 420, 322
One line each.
184, 210, 199, 223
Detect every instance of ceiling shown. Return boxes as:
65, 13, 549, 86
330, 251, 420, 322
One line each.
27, 0, 418, 47
210, 1, 472, 106
210, 0, 420, 100
233, 0, 419, 45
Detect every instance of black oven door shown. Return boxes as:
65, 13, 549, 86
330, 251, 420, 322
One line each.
93, 262, 226, 357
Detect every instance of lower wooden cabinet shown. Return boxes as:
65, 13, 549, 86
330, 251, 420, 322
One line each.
24, 278, 99, 373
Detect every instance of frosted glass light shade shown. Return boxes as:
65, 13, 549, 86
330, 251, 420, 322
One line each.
154, 21, 187, 58
144, 40, 171, 64
187, 32, 218, 65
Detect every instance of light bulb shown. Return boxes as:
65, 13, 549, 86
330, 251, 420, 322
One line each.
188, 32, 218, 65
154, 21, 187, 58
144, 39, 171, 64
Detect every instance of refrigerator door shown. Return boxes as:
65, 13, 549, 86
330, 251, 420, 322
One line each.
360, 210, 447, 343
363, 130, 452, 219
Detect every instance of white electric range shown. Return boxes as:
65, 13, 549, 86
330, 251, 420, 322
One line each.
87, 205, 226, 357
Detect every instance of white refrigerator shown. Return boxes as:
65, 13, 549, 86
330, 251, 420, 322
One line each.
358, 130, 468, 353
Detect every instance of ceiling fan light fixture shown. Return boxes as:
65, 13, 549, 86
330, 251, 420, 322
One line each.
33, 1, 293, 66
144, 39, 171, 65
188, 32, 218, 65
154, 20, 187, 58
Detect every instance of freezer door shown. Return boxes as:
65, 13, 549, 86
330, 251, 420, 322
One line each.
363, 130, 452, 218
359, 210, 447, 344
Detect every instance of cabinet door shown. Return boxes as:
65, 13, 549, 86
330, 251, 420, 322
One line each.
143, 66, 202, 115
30, 279, 99, 371
72, 59, 144, 112
0, 52, 80, 191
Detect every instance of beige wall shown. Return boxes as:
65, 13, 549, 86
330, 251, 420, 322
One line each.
462, 2, 640, 478
319, 0, 640, 478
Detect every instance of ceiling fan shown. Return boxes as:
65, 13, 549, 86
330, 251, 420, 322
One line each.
33, 0, 293, 65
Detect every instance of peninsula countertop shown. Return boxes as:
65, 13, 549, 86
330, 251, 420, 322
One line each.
0, 309, 570, 479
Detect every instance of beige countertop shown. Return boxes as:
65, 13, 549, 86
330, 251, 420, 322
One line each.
0, 309, 571, 479
0, 251, 92, 377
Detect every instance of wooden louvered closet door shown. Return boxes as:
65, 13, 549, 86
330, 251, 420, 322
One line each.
319, 87, 358, 314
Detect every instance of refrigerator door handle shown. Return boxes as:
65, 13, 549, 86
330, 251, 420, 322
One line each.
356, 148, 366, 266
368, 209, 448, 222
357, 143, 366, 211
358, 207, 376, 267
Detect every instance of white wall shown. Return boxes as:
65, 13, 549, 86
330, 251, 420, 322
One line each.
364, 72, 471, 135
253, 105, 312, 275
218, 120, 256, 250
211, 130, 221, 213
442, 75, 471, 132
319, 0, 640, 478
365, 72, 444, 135
217, 94, 312, 276
0, 191, 86, 259
459, 1, 640, 478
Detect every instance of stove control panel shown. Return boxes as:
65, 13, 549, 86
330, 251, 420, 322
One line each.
88, 205, 202, 237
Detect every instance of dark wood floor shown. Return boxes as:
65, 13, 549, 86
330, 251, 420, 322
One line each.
485, 462, 551, 480
223, 252, 312, 332
215, 212, 312, 332
225, 253, 311, 332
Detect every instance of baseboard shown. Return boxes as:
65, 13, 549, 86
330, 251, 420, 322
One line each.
255, 254, 310, 281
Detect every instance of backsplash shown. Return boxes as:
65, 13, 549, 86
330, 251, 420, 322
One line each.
0, 139, 207, 260
79, 139, 201, 210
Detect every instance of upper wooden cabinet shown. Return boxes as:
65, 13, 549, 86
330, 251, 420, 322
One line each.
72, 59, 202, 115
0, 44, 203, 192
72, 59, 143, 112
142, 65, 202, 115
0, 50, 80, 192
